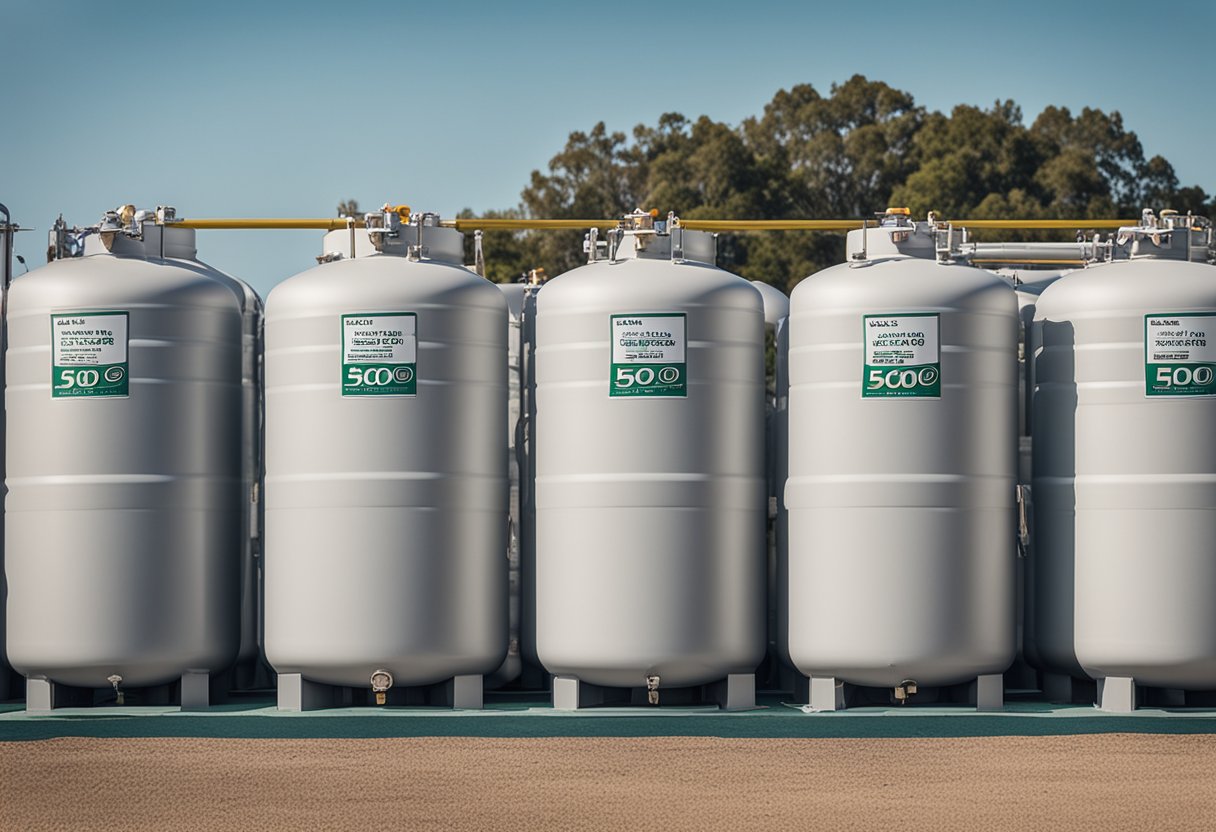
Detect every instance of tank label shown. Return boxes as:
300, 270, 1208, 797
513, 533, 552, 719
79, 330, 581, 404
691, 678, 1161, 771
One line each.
610, 313, 687, 398
50, 311, 129, 398
1145, 313, 1216, 397
341, 313, 417, 396
862, 313, 941, 399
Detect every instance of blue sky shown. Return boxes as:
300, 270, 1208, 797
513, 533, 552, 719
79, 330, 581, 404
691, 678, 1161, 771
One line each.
3, 0, 1213, 298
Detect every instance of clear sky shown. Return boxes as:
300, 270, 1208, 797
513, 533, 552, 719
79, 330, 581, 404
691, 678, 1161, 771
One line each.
3, 0, 1213, 298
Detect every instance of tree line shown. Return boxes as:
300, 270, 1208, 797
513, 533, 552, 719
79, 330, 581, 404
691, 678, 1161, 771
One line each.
365, 75, 1213, 294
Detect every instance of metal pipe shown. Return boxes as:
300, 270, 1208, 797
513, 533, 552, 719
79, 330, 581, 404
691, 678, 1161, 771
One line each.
970, 258, 1087, 266
963, 242, 1097, 266
949, 219, 1136, 229
0, 201, 12, 289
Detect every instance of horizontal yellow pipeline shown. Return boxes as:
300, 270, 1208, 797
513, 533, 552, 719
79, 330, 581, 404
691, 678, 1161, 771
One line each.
162, 216, 1144, 233
947, 219, 1136, 229
167, 218, 364, 230
445, 218, 619, 230
675, 219, 873, 231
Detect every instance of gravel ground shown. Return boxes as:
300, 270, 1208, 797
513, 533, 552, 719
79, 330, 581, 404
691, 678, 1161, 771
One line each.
1, 734, 1214, 831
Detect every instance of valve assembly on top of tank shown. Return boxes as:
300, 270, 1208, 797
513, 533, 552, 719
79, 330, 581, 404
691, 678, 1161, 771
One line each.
48, 204, 183, 261
1116, 209, 1214, 262
366, 203, 447, 260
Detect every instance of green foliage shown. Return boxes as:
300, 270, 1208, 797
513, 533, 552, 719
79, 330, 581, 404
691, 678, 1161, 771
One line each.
473, 77, 1210, 291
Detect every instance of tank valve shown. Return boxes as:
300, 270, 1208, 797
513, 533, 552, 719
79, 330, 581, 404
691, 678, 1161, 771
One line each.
107, 674, 124, 705
894, 679, 918, 704
370, 669, 394, 706
645, 674, 661, 706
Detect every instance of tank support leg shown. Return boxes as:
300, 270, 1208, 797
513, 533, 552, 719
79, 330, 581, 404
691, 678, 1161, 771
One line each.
1042, 672, 1077, 704
973, 673, 1004, 711
448, 675, 483, 710
277, 673, 334, 711
25, 678, 55, 713
552, 675, 582, 710
1097, 676, 1136, 713
809, 676, 844, 711
180, 671, 210, 711
709, 673, 755, 711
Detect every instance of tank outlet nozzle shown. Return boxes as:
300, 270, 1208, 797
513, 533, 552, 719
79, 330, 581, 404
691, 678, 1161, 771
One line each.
107, 674, 124, 705
645, 674, 661, 706
894, 680, 918, 704
370, 669, 394, 706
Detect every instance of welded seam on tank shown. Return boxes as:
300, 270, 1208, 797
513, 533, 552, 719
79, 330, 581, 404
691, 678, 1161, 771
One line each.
266, 472, 500, 483
536, 473, 760, 484
7, 474, 240, 486
788, 473, 1011, 484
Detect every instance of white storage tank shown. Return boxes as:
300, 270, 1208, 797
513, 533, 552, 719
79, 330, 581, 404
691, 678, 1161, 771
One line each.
785, 211, 1018, 710
1031, 211, 1216, 711
488, 278, 530, 689
0, 203, 13, 702
533, 212, 766, 710
750, 280, 789, 679
5, 205, 249, 710
264, 208, 507, 710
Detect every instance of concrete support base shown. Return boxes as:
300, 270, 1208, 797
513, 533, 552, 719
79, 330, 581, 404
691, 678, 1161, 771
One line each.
180, 671, 211, 711
972, 673, 1004, 711
1097, 676, 1137, 713
708, 673, 755, 711
277, 673, 336, 712
809, 676, 845, 711
448, 674, 483, 710
552, 675, 584, 711
25, 678, 54, 713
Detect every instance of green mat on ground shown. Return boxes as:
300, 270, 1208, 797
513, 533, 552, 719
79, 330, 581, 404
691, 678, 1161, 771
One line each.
1, 699, 1214, 741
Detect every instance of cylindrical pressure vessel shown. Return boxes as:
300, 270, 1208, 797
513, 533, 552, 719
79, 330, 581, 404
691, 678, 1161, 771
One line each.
750, 280, 790, 678
264, 212, 507, 694
5, 208, 246, 692
534, 220, 766, 693
786, 227, 1018, 690
1032, 234, 1216, 691
488, 280, 527, 689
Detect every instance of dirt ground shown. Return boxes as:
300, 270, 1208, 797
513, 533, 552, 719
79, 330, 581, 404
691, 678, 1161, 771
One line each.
1, 734, 1213, 831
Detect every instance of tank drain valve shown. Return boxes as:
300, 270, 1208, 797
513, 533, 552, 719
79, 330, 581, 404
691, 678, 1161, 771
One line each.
894, 679, 918, 704
645, 674, 661, 706
370, 670, 394, 706
107, 674, 124, 705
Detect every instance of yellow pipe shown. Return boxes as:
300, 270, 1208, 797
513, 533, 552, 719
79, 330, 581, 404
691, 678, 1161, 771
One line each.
162, 216, 1144, 233
947, 219, 1136, 229
168, 218, 365, 230
446, 218, 619, 230
675, 219, 873, 232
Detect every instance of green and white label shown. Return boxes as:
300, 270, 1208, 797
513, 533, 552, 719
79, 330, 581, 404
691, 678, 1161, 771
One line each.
341, 313, 417, 396
51, 311, 129, 398
863, 313, 940, 399
1145, 313, 1216, 397
610, 313, 686, 398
